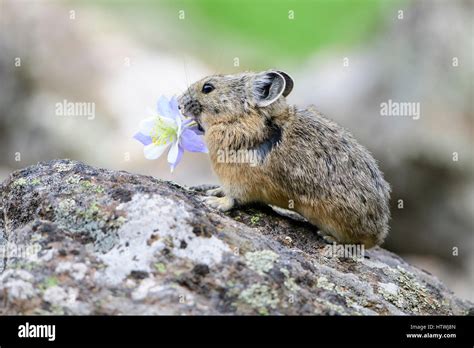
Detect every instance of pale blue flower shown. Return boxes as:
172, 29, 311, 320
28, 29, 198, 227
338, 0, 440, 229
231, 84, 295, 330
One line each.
134, 96, 207, 172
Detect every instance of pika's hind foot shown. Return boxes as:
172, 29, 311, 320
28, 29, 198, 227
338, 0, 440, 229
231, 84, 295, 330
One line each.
205, 186, 224, 197
202, 196, 235, 212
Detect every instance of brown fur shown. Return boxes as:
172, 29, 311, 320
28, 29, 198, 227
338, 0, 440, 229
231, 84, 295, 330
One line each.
178, 70, 391, 248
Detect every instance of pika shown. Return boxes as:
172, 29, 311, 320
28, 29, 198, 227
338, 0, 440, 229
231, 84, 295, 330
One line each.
178, 70, 391, 248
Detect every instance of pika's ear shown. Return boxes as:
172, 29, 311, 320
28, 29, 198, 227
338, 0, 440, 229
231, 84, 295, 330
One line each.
277, 70, 294, 97
252, 71, 292, 107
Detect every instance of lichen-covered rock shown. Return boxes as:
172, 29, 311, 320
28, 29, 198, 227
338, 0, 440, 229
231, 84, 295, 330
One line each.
0, 159, 471, 315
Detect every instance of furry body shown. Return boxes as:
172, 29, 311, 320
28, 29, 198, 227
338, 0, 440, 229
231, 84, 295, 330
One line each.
178, 71, 391, 248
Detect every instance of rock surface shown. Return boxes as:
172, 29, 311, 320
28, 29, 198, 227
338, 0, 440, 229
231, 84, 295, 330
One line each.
0, 159, 471, 315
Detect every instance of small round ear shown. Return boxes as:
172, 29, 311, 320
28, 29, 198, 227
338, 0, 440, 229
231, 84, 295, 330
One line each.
252, 71, 289, 107
277, 70, 294, 97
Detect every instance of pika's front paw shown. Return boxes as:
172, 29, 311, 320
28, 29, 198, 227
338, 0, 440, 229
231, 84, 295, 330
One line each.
317, 230, 337, 244
205, 186, 224, 197
202, 196, 235, 212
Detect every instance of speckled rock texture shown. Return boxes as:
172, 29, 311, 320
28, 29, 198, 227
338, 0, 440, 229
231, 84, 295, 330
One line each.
0, 159, 471, 315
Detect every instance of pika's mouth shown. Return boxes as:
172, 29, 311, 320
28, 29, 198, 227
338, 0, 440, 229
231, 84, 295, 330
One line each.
196, 119, 205, 133
180, 109, 205, 134
179, 100, 204, 133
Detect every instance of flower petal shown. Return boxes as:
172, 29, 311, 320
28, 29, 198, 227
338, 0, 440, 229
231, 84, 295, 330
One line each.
167, 141, 180, 165
133, 132, 152, 146
157, 96, 174, 119
182, 118, 194, 127
170, 96, 179, 114
139, 117, 158, 136
143, 143, 169, 160
169, 145, 184, 173
173, 108, 182, 131
180, 128, 208, 153
175, 112, 182, 129
187, 124, 204, 135
159, 115, 178, 128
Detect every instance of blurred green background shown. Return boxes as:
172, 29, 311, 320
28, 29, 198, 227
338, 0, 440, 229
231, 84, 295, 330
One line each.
90, 0, 394, 67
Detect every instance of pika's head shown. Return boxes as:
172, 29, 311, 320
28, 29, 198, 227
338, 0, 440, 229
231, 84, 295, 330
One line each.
178, 70, 293, 132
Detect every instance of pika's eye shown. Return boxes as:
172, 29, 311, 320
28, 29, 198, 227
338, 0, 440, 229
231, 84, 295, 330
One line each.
202, 83, 215, 94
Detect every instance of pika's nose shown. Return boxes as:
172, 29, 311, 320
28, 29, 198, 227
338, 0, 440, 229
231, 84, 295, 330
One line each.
178, 104, 182, 110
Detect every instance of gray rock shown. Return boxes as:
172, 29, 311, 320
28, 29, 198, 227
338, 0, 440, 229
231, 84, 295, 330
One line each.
0, 159, 471, 315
